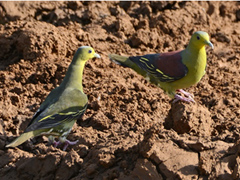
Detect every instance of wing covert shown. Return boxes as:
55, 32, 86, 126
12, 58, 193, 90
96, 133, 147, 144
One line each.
129, 51, 188, 82
25, 104, 88, 132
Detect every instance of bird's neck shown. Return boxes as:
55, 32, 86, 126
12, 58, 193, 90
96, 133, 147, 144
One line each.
183, 44, 207, 80
185, 44, 206, 63
186, 42, 205, 51
61, 60, 86, 92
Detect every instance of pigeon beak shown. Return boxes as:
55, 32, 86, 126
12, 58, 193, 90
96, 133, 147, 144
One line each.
94, 53, 101, 58
206, 41, 214, 49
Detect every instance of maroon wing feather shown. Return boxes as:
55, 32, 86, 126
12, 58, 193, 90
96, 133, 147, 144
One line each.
153, 50, 188, 79
129, 50, 188, 82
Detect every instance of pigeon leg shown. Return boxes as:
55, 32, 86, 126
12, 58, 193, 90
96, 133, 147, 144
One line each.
62, 139, 79, 151
173, 94, 195, 103
177, 89, 194, 99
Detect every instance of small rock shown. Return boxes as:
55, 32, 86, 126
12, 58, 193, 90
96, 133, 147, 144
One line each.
165, 102, 212, 136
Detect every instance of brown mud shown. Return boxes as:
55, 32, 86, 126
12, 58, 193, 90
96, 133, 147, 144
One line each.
0, 1, 240, 180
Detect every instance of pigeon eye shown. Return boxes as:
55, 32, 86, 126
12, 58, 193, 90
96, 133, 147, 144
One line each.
88, 50, 92, 53
197, 36, 200, 40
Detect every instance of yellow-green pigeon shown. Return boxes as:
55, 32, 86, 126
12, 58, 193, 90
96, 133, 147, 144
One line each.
6, 46, 100, 151
109, 31, 214, 103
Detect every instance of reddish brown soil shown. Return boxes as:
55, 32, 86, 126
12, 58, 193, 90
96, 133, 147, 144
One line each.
0, 1, 240, 180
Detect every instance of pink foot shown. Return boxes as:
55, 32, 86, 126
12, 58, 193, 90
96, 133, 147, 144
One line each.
173, 94, 195, 103
53, 139, 78, 151
177, 89, 194, 99
173, 89, 195, 103
62, 139, 79, 151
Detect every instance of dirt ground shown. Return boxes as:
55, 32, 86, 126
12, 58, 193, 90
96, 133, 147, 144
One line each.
0, 1, 240, 180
